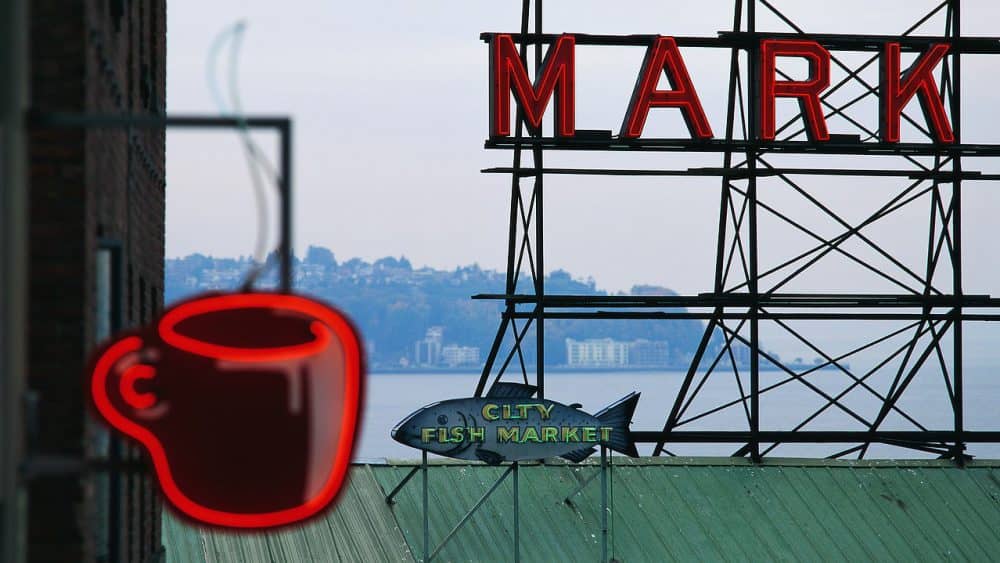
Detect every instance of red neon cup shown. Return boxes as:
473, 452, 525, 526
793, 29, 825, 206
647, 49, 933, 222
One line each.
89, 292, 363, 529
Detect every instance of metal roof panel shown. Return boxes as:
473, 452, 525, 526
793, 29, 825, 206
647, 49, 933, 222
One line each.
164, 458, 1000, 562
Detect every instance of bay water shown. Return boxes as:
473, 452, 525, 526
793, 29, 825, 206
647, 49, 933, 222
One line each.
356, 367, 1000, 461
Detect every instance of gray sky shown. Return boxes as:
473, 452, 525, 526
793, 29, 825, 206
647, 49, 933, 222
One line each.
165, 0, 1000, 305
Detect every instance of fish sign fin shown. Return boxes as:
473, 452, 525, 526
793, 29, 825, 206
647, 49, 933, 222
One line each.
486, 382, 538, 399
475, 448, 505, 465
560, 447, 596, 463
594, 392, 641, 457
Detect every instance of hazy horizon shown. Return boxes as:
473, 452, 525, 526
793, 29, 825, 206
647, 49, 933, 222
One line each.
166, 0, 1000, 296
164, 1, 1000, 369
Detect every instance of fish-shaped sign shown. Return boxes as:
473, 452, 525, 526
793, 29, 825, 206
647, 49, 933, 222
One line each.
391, 382, 640, 464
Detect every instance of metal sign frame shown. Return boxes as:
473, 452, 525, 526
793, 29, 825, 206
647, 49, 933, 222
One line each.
475, 0, 1000, 462
384, 449, 617, 563
21, 111, 293, 560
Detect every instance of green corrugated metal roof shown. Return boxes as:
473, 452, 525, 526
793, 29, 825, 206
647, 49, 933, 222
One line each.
164, 458, 1000, 562
162, 465, 414, 563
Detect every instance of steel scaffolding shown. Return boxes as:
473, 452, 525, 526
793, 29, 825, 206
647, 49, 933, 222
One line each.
476, 0, 1000, 461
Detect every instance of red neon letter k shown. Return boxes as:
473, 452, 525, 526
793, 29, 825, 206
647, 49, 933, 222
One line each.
880, 42, 954, 143
759, 39, 831, 142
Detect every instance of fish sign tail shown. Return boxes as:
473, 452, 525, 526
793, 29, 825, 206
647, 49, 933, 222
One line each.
595, 392, 641, 457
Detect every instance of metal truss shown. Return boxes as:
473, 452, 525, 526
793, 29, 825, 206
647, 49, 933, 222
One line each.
477, 0, 1000, 461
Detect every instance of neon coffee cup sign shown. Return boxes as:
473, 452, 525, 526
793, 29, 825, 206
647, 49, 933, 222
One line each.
88, 293, 363, 529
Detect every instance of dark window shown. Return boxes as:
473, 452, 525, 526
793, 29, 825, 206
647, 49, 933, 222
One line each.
109, 0, 125, 33
138, 276, 147, 324
126, 264, 134, 324
149, 284, 158, 317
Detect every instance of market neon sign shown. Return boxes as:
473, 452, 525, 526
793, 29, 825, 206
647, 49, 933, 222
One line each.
487, 33, 955, 144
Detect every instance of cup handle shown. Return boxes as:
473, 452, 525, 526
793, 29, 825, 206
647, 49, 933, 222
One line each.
90, 336, 160, 428
120, 364, 157, 409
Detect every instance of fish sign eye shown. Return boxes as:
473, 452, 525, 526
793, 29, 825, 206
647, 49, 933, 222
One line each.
437, 414, 449, 425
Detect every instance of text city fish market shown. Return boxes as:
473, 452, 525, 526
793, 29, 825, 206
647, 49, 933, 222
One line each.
420, 402, 615, 444
488, 34, 956, 143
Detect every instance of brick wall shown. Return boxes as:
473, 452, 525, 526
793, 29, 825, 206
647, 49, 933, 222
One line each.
28, 0, 166, 561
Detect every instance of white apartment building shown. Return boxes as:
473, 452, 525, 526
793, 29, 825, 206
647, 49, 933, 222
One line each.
565, 338, 629, 368
441, 345, 480, 367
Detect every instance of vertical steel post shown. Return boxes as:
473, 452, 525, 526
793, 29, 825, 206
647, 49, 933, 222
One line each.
657, 0, 745, 458
950, 0, 964, 462
513, 462, 520, 563
716, 0, 745, 295
601, 446, 608, 562
533, 0, 546, 399
475, 0, 533, 398
422, 451, 429, 562
279, 121, 293, 292
746, 0, 761, 462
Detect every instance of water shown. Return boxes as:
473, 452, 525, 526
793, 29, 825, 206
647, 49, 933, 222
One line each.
356, 367, 1000, 460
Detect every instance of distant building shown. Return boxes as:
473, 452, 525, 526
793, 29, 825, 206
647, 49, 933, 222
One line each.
565, 338, 629, 368
627, 339, 671, 367
441, 345, 480, 367
414, 326, 444, 366
729, 341, 752, 367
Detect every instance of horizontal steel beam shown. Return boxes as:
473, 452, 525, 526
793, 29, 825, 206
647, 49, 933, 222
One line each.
719, 31, 1000, 53
27, 110, 291, 130
482, 166, 993, 180
630, 430, 1000, 443
479, 32, 1000, 53
473, 293, 999, 308
485, 137, 1000, 156
504, 311, 1000, 321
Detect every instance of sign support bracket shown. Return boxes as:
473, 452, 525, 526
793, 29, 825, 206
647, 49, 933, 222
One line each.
419, 458, 515, 562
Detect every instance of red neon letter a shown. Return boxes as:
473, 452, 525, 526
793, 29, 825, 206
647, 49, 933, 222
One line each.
880, 42, 954, 143
621, 36, 713, 140
490, 34, 575, 138
759, 39, 831, 142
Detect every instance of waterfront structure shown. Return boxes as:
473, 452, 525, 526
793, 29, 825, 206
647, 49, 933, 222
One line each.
414, 326, 444, 366
565, 338, 629, 368
564, 338, 673, 368
440, 344, 481, 367
627, 339, 671, 367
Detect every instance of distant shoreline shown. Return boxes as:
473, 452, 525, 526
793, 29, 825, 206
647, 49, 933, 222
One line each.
370, 363, 847, 375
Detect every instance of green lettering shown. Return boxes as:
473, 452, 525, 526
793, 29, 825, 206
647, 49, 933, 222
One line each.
497, 426, 519, 443
520, 426, 541, 443
542, 426, 558, 442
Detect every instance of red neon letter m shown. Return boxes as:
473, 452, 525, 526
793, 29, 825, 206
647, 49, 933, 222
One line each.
759, 39, 831, 142
490, 34, 575, 138
880, 42, 954, 143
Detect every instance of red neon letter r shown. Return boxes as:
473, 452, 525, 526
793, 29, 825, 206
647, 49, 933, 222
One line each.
621, 36, 713, 140
490, 34, 575, 138
880, 42, 953, 143
759, 39, 831, 142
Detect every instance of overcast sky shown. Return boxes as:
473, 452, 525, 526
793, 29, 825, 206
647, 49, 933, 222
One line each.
165, 0, 1000, 304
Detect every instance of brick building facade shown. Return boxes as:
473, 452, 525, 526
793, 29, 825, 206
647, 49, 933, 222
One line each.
25, 1, 166, 561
